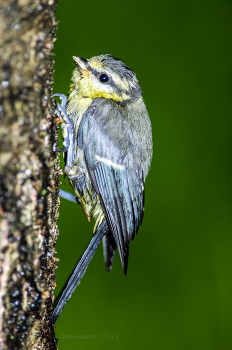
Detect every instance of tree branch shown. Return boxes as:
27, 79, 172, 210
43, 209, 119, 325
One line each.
0, 0, 60, 348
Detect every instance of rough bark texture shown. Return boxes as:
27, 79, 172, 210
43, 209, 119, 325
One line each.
0, 0, 60, 349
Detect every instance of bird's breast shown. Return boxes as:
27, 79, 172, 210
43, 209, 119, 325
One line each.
67, 94, 93, 135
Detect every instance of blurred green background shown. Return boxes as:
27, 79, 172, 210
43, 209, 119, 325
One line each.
52, 0, 232, 349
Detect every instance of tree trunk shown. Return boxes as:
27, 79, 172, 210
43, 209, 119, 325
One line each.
0, 0, 60, 348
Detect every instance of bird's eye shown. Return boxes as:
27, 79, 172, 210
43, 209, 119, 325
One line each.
99, 74, 109, 83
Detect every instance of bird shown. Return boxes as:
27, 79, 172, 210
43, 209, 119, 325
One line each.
50, 54, 153, 325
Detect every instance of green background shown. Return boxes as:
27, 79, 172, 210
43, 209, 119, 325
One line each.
53, 0, 232, 349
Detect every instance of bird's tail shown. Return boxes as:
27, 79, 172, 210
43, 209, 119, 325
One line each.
50, 220, 109, 325
102, 232, 116, 273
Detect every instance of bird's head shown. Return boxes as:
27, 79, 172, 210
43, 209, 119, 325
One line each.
71, 54, 142, 103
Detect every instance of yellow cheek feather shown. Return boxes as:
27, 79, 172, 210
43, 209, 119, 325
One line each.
73, 72, 128, 102
87, 88, 127, 102
70, 59, 132, 111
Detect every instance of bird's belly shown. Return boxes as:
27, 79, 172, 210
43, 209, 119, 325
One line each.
65, 147, 105, 233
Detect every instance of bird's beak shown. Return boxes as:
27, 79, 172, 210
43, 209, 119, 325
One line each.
73, 56, 90, 78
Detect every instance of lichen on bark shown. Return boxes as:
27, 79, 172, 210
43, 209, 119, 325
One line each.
0, 0, 60, 349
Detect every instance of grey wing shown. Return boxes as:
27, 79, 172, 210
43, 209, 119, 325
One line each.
78, 98, 145, 274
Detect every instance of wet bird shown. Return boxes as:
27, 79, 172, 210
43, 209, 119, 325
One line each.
51, 54, 153, 325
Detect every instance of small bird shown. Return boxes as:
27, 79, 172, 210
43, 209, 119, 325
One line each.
51, 54, 152, 325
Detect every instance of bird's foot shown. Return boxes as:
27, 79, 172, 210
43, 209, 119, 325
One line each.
52, 93, 74, 168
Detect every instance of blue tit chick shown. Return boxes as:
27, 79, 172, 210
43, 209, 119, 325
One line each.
51, 54, 152, 325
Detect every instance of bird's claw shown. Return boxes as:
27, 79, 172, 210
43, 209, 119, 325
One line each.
53, 93, 74, 168
52, 93, 67, 108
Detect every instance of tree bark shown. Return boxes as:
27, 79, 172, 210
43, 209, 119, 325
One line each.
0, 0, 60, 348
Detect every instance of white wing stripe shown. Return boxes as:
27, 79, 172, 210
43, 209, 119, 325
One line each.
95, 155, 125, 171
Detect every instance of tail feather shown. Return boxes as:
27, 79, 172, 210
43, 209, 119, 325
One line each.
50, 220, 109, 325
102, 232, 116, 273
102, 231, 129, 275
